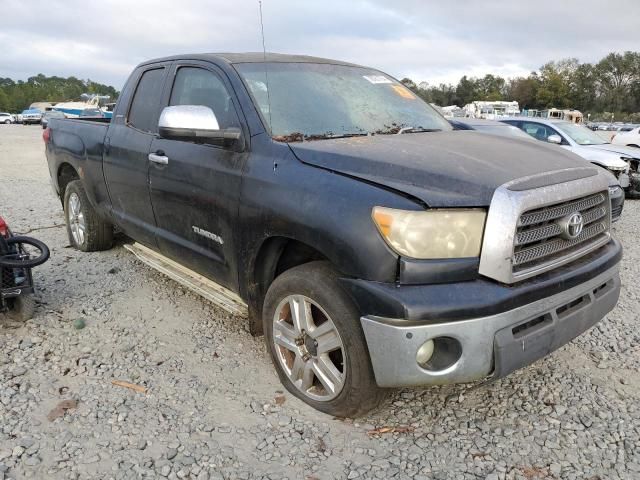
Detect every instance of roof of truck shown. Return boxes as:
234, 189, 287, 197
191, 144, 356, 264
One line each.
138, 52, 364, 68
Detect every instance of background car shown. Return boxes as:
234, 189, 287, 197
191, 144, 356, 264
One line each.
0, 112, 15, 124
449, 118, 535, 140
612, 126, 640, 148
20, 109, 43, 125
41, 110, 65, 129
501, 117, 640, 197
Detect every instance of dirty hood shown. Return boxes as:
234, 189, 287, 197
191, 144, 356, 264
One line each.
288, 131, 588, 207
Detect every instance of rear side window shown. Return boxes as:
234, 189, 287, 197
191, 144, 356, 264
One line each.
169, 67, 239, 129
128, 68, 165, 133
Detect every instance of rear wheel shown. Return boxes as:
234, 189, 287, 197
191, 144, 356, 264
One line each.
3, 120, 10, 125
263, 261, 386, 417
64, 180, 113, 251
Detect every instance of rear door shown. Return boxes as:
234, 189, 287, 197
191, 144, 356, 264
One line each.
147, 62, 248, 290
103, 65, 169, 246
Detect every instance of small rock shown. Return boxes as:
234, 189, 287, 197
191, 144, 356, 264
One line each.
24, 456, 41, 466
12, 446, 25, 458
73, 318, 86, 330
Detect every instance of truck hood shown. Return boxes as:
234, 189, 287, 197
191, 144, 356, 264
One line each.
567, 145, 631, 168
584, 143, 640, 160
288, 131, 588, 207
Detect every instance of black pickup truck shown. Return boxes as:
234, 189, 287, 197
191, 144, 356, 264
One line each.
45, 53, 622, 417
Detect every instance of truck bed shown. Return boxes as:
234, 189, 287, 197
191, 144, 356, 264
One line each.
45, 117, 111, 208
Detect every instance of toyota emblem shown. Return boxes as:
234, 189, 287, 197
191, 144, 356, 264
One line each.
558, 212, 584, 239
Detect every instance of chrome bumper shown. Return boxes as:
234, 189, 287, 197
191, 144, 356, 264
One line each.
360, 265, 620, 388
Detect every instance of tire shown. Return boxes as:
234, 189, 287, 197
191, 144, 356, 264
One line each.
9, 294, 36, 321
3, 120, 9, 125
263, 261, 387, 417
0, 236, 50, 268
64, 180, 113, 251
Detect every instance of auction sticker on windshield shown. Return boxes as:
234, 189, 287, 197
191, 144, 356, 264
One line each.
363, 75, 393, 84
391, 84, 416, 99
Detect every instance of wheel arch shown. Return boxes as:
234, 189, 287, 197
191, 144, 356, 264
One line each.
247, 236, 330, 336
57, 162, 80, 203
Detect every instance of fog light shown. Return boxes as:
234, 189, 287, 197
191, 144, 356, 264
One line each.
416, 340, 435, 367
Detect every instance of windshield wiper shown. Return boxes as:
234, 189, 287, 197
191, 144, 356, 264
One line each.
397, 127, 442, 134
273, 132, 369, 142
310, 133, 369, 140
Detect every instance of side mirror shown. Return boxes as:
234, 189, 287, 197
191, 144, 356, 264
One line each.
158, 105, 241, 144
547, 134, 562, 144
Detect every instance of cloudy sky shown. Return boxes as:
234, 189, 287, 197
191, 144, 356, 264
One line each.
1, 0, 638, 90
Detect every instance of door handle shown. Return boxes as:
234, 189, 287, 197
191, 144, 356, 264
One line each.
148, 153, 169, 165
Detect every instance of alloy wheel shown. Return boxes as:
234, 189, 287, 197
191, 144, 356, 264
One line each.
68, 192, 86, 246
272, 295, 346, 401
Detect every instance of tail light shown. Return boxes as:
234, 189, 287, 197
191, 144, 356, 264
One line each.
43, 127, 51, 144
611, 134, 616, 142
0, 216, 8, 237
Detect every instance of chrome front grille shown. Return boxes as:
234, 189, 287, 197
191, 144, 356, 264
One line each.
518, 193, 606, 227
512, 192, 610, 275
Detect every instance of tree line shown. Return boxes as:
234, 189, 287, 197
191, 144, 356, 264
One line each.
401, 51, 640, 122
0, 74, 119, 113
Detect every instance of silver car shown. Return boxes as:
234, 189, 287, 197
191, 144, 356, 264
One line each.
501, 117, 640, 197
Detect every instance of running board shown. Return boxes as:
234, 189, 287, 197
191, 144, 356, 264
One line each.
124, 242, 248, 316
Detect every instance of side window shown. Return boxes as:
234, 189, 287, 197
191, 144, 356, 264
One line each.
522, 122, 552, 141
128, 68, 165, 133
169, 67, 239, 129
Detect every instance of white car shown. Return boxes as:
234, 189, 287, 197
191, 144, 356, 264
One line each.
501, 118, 640, 196
0, 112, 15, 124
612, 127, 640, 148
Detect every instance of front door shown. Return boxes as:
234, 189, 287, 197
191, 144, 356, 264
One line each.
148, 63, 247, 290
103, 65, 168, 246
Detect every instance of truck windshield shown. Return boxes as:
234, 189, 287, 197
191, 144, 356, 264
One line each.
235, 62, 451, 140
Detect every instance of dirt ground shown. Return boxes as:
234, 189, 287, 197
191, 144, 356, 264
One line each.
0, 124, 638, 480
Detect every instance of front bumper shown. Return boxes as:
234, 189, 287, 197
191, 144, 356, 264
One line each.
360, 264, 620, 388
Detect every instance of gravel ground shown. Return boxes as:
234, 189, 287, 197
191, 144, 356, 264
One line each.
0, 124, 639, 480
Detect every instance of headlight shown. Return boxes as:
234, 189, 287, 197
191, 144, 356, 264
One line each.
372, 207, 486, 259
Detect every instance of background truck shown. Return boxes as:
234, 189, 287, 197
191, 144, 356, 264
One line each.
21, 108, 42, 125
45, 53, 622, 417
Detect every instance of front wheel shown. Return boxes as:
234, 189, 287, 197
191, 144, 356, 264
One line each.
64, 180, 113, 252
263, 261, 386, 417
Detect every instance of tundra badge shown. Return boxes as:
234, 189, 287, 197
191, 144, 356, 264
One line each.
192, 226, 224, 245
